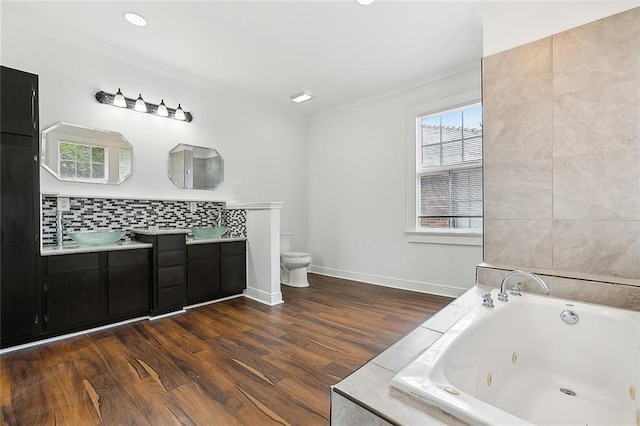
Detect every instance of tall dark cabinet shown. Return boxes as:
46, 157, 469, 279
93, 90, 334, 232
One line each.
0, 66, 41, 347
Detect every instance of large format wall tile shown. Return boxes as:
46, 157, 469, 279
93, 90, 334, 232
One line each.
484, 219, 553, 269
553, 150, 640, 220
553, 7, 640, 96
553, 220, 640, 280
483, 37, 552, 111
484, 99, 553, 165
553, 78, 640, 157
484, 160, 552, 220
482, 8, 639, 287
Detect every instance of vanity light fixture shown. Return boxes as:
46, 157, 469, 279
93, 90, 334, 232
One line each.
174, 104, 186, 121
356, 0, 375, 5
113, 88, 127, 107
134, 94, 147, 112
124, 12, 147, 27
290, 92, 313, 103
157, 99, 169, 117
95, 89, 193, 122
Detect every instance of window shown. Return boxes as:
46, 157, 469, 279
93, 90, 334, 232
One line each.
417, 104, 482, 231
59, 141, 107, 182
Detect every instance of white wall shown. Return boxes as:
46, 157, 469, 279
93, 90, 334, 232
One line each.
1, 15, 309, 249
475, 1, 638, 57
307, 66, 483, 297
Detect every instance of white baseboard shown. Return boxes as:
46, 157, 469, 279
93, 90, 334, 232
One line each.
243, 288, 284, 306
308, 265, 467, 299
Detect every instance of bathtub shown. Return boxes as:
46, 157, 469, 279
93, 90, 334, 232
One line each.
391, 289, 640, 426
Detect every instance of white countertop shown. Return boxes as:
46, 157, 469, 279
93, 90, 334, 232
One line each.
186, 236, 246, 245
130, 228, 190, 236
41, 241, 153, 256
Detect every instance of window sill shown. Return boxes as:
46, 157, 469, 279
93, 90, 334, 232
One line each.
406, 230, 482, 246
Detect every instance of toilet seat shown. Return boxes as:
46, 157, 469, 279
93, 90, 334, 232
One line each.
281, 251, 310, 258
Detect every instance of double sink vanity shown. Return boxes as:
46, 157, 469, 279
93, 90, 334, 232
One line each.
36, 228, 246, 344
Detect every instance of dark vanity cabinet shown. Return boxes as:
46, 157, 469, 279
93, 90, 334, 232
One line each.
187, 244, 221, 304
107, 250, 152, 320
0, 66, 41, 348
134, 234, 186, 316
220, 241, 247, 296
42, 253, 106, 333
186, 240, 246, 304
40, 249, 151, 335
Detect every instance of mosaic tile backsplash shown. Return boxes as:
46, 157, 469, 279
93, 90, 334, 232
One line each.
41, 195, 247, 245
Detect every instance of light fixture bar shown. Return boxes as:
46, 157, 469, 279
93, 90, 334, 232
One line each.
95, 90, 193, 122
290, 92, 313, 103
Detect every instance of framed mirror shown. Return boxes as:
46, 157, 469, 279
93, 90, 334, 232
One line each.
168, 144, 223, 190
41, 122, 132, 185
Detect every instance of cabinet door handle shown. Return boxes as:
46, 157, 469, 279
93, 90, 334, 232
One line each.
31, 88, 36, 130
34, 315, 39, 324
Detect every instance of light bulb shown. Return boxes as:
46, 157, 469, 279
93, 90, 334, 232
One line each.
175, 104, 186, 121
157, 99, 168, 117
113, 88, 127, 108
134, 94, 147, 112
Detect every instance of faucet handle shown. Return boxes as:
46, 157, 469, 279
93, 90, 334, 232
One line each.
510, 282, 522, 296
482, 292, 495, 308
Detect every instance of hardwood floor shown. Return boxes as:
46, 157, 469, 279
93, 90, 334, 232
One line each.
0, 274, 452, 425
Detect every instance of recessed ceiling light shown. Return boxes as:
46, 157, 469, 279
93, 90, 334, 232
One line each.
124, 12, 147, 27
356, 0, 375, 5
290, 92, 313, 103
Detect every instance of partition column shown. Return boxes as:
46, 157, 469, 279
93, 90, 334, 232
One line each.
227, 202, 284, 306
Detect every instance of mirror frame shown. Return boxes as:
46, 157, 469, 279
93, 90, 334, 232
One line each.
41, 122, 133, 185
168, 143, 224, 191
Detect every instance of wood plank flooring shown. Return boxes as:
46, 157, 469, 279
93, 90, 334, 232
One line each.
0, 274, 452, 425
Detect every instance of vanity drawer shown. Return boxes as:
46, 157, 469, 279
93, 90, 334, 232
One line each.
158, 234, 185, 251
158, 266, 184, 288
157, 286, 184, 309
48, 253, 99, 273
221, 241, 245, 256
187, 244, 220, 259
109, 249, 149, 267
158, 250, 184, 267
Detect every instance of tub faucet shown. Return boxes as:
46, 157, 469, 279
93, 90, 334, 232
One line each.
498, 270, 550, 302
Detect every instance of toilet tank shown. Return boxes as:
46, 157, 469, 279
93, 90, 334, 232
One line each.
280, 232, 293, 252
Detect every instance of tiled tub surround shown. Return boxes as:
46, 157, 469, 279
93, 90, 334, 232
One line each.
477, 264, 640, 311
482, 8, 640, 282
41, 195, 247, 246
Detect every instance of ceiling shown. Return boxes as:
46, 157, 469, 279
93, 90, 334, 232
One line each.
3, 1, 483, 116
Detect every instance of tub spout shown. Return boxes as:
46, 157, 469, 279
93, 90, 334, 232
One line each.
498, 270, 550, 302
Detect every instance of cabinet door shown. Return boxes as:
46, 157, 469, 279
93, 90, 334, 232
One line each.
187, 257, 221, 302
220, 242, 246, 295
109, 265, 150, 319
186, 244, 220, 303
108, 249, 150, 319
46, 270, 107, 332
0, 66, 37, 137
0, 136, 40, 346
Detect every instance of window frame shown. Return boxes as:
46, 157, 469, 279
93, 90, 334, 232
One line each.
405, 90, 482, 246
58, 141, 108, 183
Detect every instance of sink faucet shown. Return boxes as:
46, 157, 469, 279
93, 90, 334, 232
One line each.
498, 270, 550, 302
55, 210, 70, 247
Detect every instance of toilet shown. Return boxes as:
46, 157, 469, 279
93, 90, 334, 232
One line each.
280, 232, 311, 287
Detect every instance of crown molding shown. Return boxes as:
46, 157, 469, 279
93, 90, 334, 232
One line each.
310, 60, 481, 119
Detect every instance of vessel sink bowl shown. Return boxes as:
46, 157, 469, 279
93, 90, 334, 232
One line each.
191, 226, 229, 239
67, 230, 126, 246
